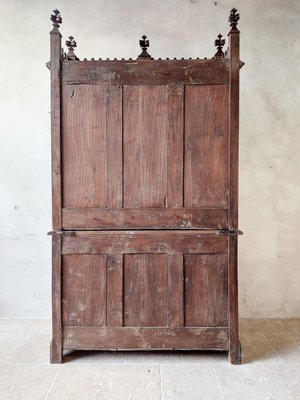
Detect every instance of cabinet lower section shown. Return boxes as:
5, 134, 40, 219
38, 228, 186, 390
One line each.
51, 230, 240, 364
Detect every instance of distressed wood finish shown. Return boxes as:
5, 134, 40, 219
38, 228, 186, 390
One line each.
184, 85, 229, 208
185, 254, 229, 326
63, 327, 229, 350
62, 255, 107, 326
49, 8, 242, 364
61, 230, 228, 255
62, 208, 228, 229
62, 59, 230, 86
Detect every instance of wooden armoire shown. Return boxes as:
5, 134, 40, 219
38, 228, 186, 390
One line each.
48, 8, 243, 364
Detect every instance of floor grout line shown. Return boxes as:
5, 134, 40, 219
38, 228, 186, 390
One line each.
44, 365, 61, 400
211, 364, 224, 400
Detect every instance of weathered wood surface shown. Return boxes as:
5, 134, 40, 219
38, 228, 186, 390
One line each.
62, 84, 122, 208
63, 327, 229, 350
62, 208, 228, 229
62, 59, 230, 85
62, 255, 107, 326
184, 85, 229, 207
61, 230, 228, 255
185, 254, 228, 327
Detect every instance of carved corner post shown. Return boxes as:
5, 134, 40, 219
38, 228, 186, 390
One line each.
228, 8, 241, 365
49, 9, 63, 364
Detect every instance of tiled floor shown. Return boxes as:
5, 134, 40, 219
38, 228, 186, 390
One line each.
0, 319, 300, 399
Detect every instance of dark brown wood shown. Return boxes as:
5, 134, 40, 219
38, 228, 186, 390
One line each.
61, 230, 228, 255
62, 59, 230, 86
62, 208, 228, 230
50, 234, 62, 363
63, 327, 229, 350
49, 8, 242, 364
62, 255, 107, 326
228, 236, 241, 364
184, 84, 229, 208
184, 254, 228, 327
228, 12, 240, 230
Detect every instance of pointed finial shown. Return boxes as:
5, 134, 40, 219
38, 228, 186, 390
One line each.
138, 34, 152, 59
65, 36, 79, 60
213, 34, 225, 58
229, 8, 240, 31
50, 9, 62, 31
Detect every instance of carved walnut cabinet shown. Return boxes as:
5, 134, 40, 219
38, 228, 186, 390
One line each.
48, 8, 243, 364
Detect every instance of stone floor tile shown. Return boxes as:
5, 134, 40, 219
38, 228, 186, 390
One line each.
0, 365, 59, 400
0, 318, 51, 334
0, 332, 30, 363
264, 334, 300, 363
160, 365, 222, 400
287, 318, 300, 333
125, 350, 181, 364
63, 350, 127, 364
240, 333, 281, 364
239, 318, 297, 334
47, 365, 160, 400
13, 333, 51, 364
214, 364, 300, 400
181, 350, 227, 364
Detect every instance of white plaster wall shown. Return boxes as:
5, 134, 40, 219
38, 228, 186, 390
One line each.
0, 0, 299, 317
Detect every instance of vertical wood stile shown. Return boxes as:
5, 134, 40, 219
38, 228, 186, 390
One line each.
228, 16, 240, 231
228, 8, 241, 364
50, 10, 62, 363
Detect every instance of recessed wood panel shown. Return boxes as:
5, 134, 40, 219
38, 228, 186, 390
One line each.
123, 85, 168, 208
62, 84, 122, 208
124, 254, 168, 326
184, 254, 228, 327
62, 255, 107, 326
184, 85, 229, 208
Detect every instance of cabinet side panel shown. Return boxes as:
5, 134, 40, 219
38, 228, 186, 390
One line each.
184, 85, 229, 208
62, 255, 107, 326
123, 86, 168, 208
184, 254, 228, 327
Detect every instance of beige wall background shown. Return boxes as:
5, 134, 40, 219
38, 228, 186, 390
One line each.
0, 0, 299, 318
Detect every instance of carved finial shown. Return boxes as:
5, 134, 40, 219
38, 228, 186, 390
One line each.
138, 34, 152, 59
213, 34, 225, 58
65, 36, 79, 60
50, 9, 62, 31
229, 8, 240, 31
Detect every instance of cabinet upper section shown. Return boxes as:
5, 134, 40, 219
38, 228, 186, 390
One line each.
49, 8, 243, 231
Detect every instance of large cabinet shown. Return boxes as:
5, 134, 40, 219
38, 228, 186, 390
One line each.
48, 8, 243, 364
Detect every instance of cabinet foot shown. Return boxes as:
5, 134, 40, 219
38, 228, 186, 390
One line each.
50, 340, 63, 364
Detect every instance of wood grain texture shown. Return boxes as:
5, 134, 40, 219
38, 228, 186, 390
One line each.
228, 30, 240, 231
228, 235, 241, 364
50, 30, 62, 231
63, 326, 229, 350
167, 85, 184, 207
184, 254, 228, 327
167, 254, 184, 327
124, 254, 168, 327
61, 231, 228, 255
62, 59, 230, 86
50, 234, 62, 363
62, 208, 228, 229
106, 254, 123, 327
62, 255, 107, 326
184, 85, 229, 208
123, 85, 168, 208
62, 84, 122, 208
